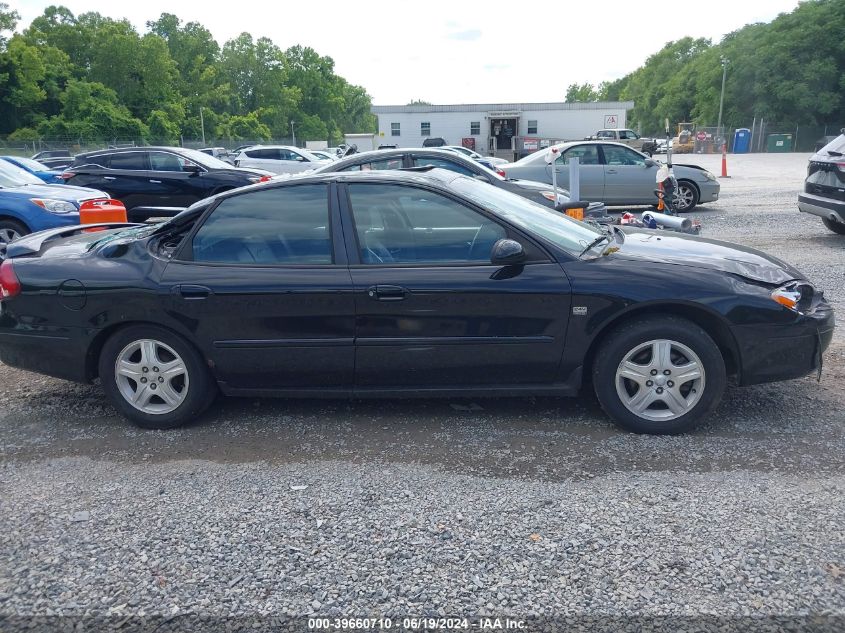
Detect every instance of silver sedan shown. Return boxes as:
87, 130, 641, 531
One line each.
501, 141, 720, 212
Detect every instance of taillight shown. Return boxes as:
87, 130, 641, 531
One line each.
259, 175, 272, 182
497, 168, 506, 177
0, 260, 21, 300
59, 171, 75, 181
837, 162, 845, 172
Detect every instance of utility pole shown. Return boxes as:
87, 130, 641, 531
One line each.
290, 120, 296, 147
200, 107, 206, 146
716, 57, 729, 146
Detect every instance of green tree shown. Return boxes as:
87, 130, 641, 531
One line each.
565, 83, 600, 102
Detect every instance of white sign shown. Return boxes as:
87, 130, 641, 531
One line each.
488, 111, 521, 118
604, 115, 618, 128
523, 138, 539, 151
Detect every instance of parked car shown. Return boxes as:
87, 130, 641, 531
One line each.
198, 147, 229, 160
232, 145, 330, 175
308, 148, 604, 212
443, 145, 509, 166
588, 129, 658, 156
422, 137, 448, 147
326, 147, 345, 157
0, 159, 109, 247
798, 131, 845, 234
1, 156, 64, 183
0, 168, 832, 434
30, 149, 74, 170
501, 141, 719, 212
62, 147, 272, 221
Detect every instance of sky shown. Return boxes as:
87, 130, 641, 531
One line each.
13, 0, 801, 105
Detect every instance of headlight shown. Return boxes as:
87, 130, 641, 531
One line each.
30, 198, 77, 214
702, 171, 717, 181
771, 282, 814, 313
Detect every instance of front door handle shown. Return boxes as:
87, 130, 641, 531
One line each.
149, 179, 162, 184
606, 169, 618, 174
103, 176, 116, 181
177, 285, 211, 300
367, 285, 406, 301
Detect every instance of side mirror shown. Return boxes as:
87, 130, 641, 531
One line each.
296, 156, 306, 162
644, 158, 658, 168
183, 163, 202, 174
490, 238, 526, 266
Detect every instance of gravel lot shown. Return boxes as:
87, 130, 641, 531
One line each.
1, 152, 844, 631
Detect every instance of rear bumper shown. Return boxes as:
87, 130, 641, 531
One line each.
0, 328, 91, 383
732, 301, 835, 386
798, 193, 845, 222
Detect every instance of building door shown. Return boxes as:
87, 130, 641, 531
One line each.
490, 118, 518, 152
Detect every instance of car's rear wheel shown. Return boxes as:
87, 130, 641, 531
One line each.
0, 219, 29, 246
99, 325, 216, 429
592, 316, 726, 434
822, 217, 845, 235
673, 181, 699, 212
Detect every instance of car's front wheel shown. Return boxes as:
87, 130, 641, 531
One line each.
98, 325, 216, 429
592, 316, 726, 434
0, 219, 29, 246
673, 181, 699, 212
822, 217, 845, 235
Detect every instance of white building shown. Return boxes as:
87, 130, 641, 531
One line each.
371, 101, 634, 159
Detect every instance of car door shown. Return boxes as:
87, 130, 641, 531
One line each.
545, 145, 604, 201
95, 151, 153, 210
600, 144, 657, 204
147, 150, 210, 208
160, 183, 355, 392
340, 181, 572, 389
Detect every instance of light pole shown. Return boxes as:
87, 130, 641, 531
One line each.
199, 106, 206, 146
716, 57, 729, 147
290, 120, 296, 147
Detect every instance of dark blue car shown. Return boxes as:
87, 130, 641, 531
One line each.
0, 159, 108, 246
1, 155, 64, 184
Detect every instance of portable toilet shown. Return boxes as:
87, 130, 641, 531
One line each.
733, 128, 751, 153
767, 134, 793, 153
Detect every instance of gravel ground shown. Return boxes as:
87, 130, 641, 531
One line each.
1, 152, 844, 632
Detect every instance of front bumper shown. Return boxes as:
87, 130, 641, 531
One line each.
798, 192, 845, 222
732, 301, 835, 386
699, 180, 720, 203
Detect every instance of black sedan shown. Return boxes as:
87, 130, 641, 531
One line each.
62, 146, 272, 221
307, 148, 603, 212
0, 169, 834, 434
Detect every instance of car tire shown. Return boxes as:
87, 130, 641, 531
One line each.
673, 181, 699, 212
592, 316, 726, 435
99, 325, 217, 429
0, 218, 29, 246
822, 217, 845, 235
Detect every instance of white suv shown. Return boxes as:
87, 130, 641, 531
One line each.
233, 145, 329, 175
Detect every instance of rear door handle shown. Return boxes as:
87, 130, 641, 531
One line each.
176, 285, 211, 300
367, 285, 406, 301
606, 169, 618, 174
103, 176, 116, 181
149, 179, 162, 184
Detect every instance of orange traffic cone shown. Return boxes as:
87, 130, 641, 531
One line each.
720, 143, 730, 178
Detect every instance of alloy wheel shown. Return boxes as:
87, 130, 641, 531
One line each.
674, 185, 695, 211
0, 227, 21, 245
615, 339, 705, 422
114, 339, 190, 414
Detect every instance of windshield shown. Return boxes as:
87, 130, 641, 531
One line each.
0, 159, 45, 187
178, 148, 233, 170
451, 176, 604, 256
5, 156, 49, 172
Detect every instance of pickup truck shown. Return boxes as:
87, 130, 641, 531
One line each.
587, 129, 658, 156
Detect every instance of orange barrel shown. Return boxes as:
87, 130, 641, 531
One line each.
79, 199, 128, 225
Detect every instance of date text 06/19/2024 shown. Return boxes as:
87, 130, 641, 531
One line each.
308, 617, 527, 630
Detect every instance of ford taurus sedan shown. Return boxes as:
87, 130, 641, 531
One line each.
502, 141, 720, 211
0, 169, 832, 434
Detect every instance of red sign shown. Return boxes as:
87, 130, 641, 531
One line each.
696, 131, 707, 141
461, 137, 476, 150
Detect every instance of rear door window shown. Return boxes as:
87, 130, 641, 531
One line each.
108, 152, 149, 171
149, 152, 186, 172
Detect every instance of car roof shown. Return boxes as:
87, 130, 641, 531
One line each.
75, 146, 191, 158
275, 167, 468, 189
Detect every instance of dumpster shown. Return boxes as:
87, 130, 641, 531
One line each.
733, 128, 751, 153
767, 133, 793, 153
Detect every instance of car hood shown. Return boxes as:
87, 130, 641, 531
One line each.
613, 230, 804, 284
1, 183, 107, 202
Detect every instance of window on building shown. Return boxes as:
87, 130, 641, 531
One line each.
470, 121, 481, 135
527, 120, 538, 135
391, 122, 400, 136
421, 122, 431, 136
